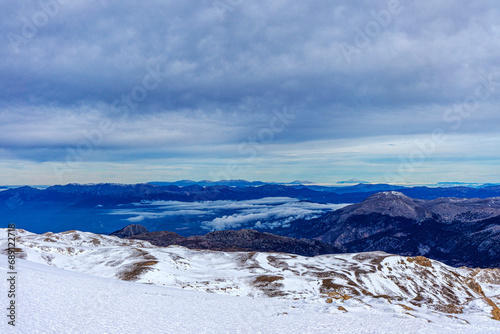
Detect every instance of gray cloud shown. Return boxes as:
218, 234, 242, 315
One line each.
1, 0, 500, 184
3, 1, 500, 108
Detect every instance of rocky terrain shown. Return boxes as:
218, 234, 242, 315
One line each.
110, 224, 149, 238
115, 227, 340, 257
302, 191, 500, 268
1, 228, 499, 324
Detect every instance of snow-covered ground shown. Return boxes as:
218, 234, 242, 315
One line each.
1, 229, 500, 333
2, 255, 500, 334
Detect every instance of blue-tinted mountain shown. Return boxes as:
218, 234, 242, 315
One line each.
148, 179, 270, 187
294, 192, 500, 268
4, 182, 500, 245
336, 179, 370, 184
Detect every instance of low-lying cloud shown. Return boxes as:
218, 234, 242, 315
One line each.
201, 200, 348, 231
109, 197, 348, 231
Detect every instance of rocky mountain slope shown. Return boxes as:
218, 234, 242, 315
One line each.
304, 191, 500, 268
110, 224, 149, 238
1, 228, 499, 324
117, 227, 340, 257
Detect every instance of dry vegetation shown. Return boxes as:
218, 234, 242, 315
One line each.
254, 275, 284, 284
397, 303, 414, 311
464, 278, 483, 295
1, 247, 27, 259
485, 297, 500, 321
407, 256, 432, 267
118, 260, 159, 281
253, 275, 286, 297
433, 303, 463, 314
117, 248, 159, 281
326, 291, 352, 301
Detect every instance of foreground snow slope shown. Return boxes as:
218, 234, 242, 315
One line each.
2, 255, 500, 334
1, 229, 500, 333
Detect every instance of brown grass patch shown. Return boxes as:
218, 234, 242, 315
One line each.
236, 252, 261, 270
90, 238, 101, 246
398, 303, 414, 311
375, 295, 392, 303
254, 275, 284, 284
407, 256, 432, 267
485, 297, 500, 321
360, 289, 373, 296
313, 270, 340, 278
320, 279, 360, 296
326, 291, 352, 301
464, 278, 483, 295
412, 294, 425, 302
434, 303, 463, 314
118, 260, 158, 281
440, 286, 461, 305
5, 247, 23, 253
267, 256, 288, 269
253, 275, 286, 297
321, 279, 343, 291
372, 295, 404, 303
117, 248, 158, 281
132, 248, 157, 260
338, 306, 347, 312
302, 264, 323, 271
2, 247, 26, 259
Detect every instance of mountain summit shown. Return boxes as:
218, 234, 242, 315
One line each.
110, 224, 149, 238
306, 192, 500, 267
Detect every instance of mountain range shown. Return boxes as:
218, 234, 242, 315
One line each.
2, 182, 500, 268
4, 182, 500, 231
288, 191, 500, 268
4, 182, 500, 208
111, 225, 340, 257
107, 190, 500, 268
2, 228, 499, 325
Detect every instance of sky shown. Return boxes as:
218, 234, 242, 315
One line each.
1, 0, 500, 185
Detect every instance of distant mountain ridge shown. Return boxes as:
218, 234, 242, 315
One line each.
336, 179, 370, 184
4, 182, 500, 206
148, 179, 270, 187
297, 191, 500, 267
111, 225, 340, 257
4, 182, 500, 237
110, 224, 149, 238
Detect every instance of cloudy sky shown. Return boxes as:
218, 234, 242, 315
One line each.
2, 0, 500, 185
